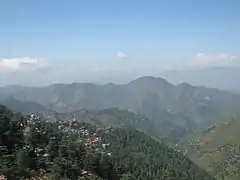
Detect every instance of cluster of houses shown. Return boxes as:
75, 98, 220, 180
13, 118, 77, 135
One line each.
24, 113, 114, 168
56, 118, 113, 156
1, 112, 117, 179
21, 113, 115, 177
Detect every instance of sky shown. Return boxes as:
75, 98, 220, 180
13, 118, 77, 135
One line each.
0, 0, 240, 86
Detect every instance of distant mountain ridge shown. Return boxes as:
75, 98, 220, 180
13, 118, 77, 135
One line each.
159, 67, 240, 93
1, 76, 240, 143
1, 97, 48, 113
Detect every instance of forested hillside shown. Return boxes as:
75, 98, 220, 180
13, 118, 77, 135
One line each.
188, 112, 240, 180
0, 105, 214, 180
43, 108, 183, 143
1, 76, 240, 143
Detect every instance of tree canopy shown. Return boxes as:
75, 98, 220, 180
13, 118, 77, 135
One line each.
0, 105, 215, 180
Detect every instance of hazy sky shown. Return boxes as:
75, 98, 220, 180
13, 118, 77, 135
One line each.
0, 0, 239, 86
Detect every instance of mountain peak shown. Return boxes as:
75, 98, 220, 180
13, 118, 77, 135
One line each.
177, 82, 194, 88
129, 76, 171, 86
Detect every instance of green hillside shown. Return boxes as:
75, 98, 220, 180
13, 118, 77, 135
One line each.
188, 112, 240, 180
48, 108, 191, 143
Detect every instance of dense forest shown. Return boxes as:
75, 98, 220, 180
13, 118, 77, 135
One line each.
0, 105, 215, 180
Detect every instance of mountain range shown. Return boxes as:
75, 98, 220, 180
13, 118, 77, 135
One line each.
1, 76, 240, 143
85, 67, 240, 94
